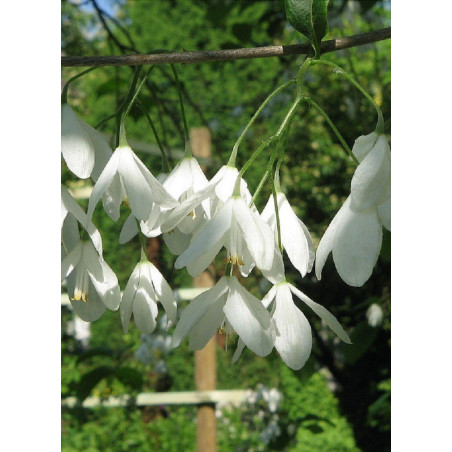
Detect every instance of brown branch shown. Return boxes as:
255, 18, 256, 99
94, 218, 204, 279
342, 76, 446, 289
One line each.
62, 27, 390, 67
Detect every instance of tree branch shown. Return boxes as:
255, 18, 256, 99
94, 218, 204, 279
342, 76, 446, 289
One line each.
62, 27, 390, 67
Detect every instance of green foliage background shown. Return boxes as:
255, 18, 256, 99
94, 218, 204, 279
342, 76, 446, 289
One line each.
62, 0, 390, 450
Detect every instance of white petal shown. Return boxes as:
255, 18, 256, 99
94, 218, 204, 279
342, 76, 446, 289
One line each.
188, 301, 225, 350
277, 193, 311, 277
61, 185, 103, 254
231, 338, 246, 364
102, 173, 123, 221
378, 196, 391, 231
117, 147, 155, 220
120, 264, 141, 333
213, 166, 237, 202
351, 135, 391, 210
62, 215, 81, 253
333, 203, 382, 287
352, 132, 378, 163
175, 200, 233, 271
163, 230, 191, 256
161, 183, 216, 233
70, 282, 106, 322
61, 104, 95, 178
261, 247, 285, 285
86, 124, 113, 182
87, 149, 120, 220
233, 198, 274, 271
163, 157, 196, 199
142, 204, 167, 236
83, 242, 121, 310
261, 285, 277, 309
119, 214, 139, 244
189, 158, 209, 192
185, 239, 224, 277
132, 151, 178, 209
299, 219, 315, 272
289, 284, 351, 344
148, 263, 177, 326
61, 241, 83, 281
132, 286, 159, 334
239, 247, 256, 278
172, 277, 229, 347
274, 284, 312, 370
260, 195, 275, 225
315, 197, 351, 281
223, 278, 274, 357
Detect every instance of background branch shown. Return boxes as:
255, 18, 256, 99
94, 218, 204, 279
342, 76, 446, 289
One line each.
62, 27, 390, 67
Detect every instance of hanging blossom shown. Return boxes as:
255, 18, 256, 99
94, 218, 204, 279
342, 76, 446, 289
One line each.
233, 280, 351, 370
174, 193, 275, 277
316, 131, 391, 287
61, 105, 122, 219
61, 184, 120, 321
261, 192, 315, 278
120, 259, 177, 334
61, 235, 121, 322
119, 156, 214, 255
87, 145, 178, 222
172, 276, 275, 357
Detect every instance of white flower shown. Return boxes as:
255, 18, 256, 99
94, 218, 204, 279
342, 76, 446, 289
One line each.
174, 196, 275, 277
61, 104, 112, 179
162, 156, 210, 234
61, 240, 121, 321
87, 145, 178, 222
120, 261, 177, 334
261, 192, 314, 277
233, 282, 351, 370
315, 196, 383, 287
315, 132, 390, 287
172, 276, 275, 357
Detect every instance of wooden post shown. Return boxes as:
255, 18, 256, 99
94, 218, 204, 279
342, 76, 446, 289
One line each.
191, 127, 217, 452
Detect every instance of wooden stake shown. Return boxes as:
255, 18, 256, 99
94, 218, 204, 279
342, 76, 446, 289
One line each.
191, 127, 217, 452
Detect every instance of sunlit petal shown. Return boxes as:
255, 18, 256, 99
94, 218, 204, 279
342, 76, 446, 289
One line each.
289, 284, 351, 343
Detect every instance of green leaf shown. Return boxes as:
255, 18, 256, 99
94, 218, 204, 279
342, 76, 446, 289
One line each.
284, 0, 329, 57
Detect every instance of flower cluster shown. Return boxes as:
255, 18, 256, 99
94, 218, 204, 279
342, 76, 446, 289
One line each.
61, 71, 390, 371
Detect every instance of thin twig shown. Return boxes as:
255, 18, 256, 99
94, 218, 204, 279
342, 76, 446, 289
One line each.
62, 27, 390, 67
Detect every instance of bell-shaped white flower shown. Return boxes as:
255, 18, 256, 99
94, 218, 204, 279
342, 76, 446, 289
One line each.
162, 156, 210, 234
87, 145, 178, 222
61, 239, 121, 321
172, 276, 275, 357
261, 192, 314, 277
120, 260, 177, 334
315, 196, 383, 287
174, 195, 275, 277
233, 282, 351, 370
316, 131, 391, 287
